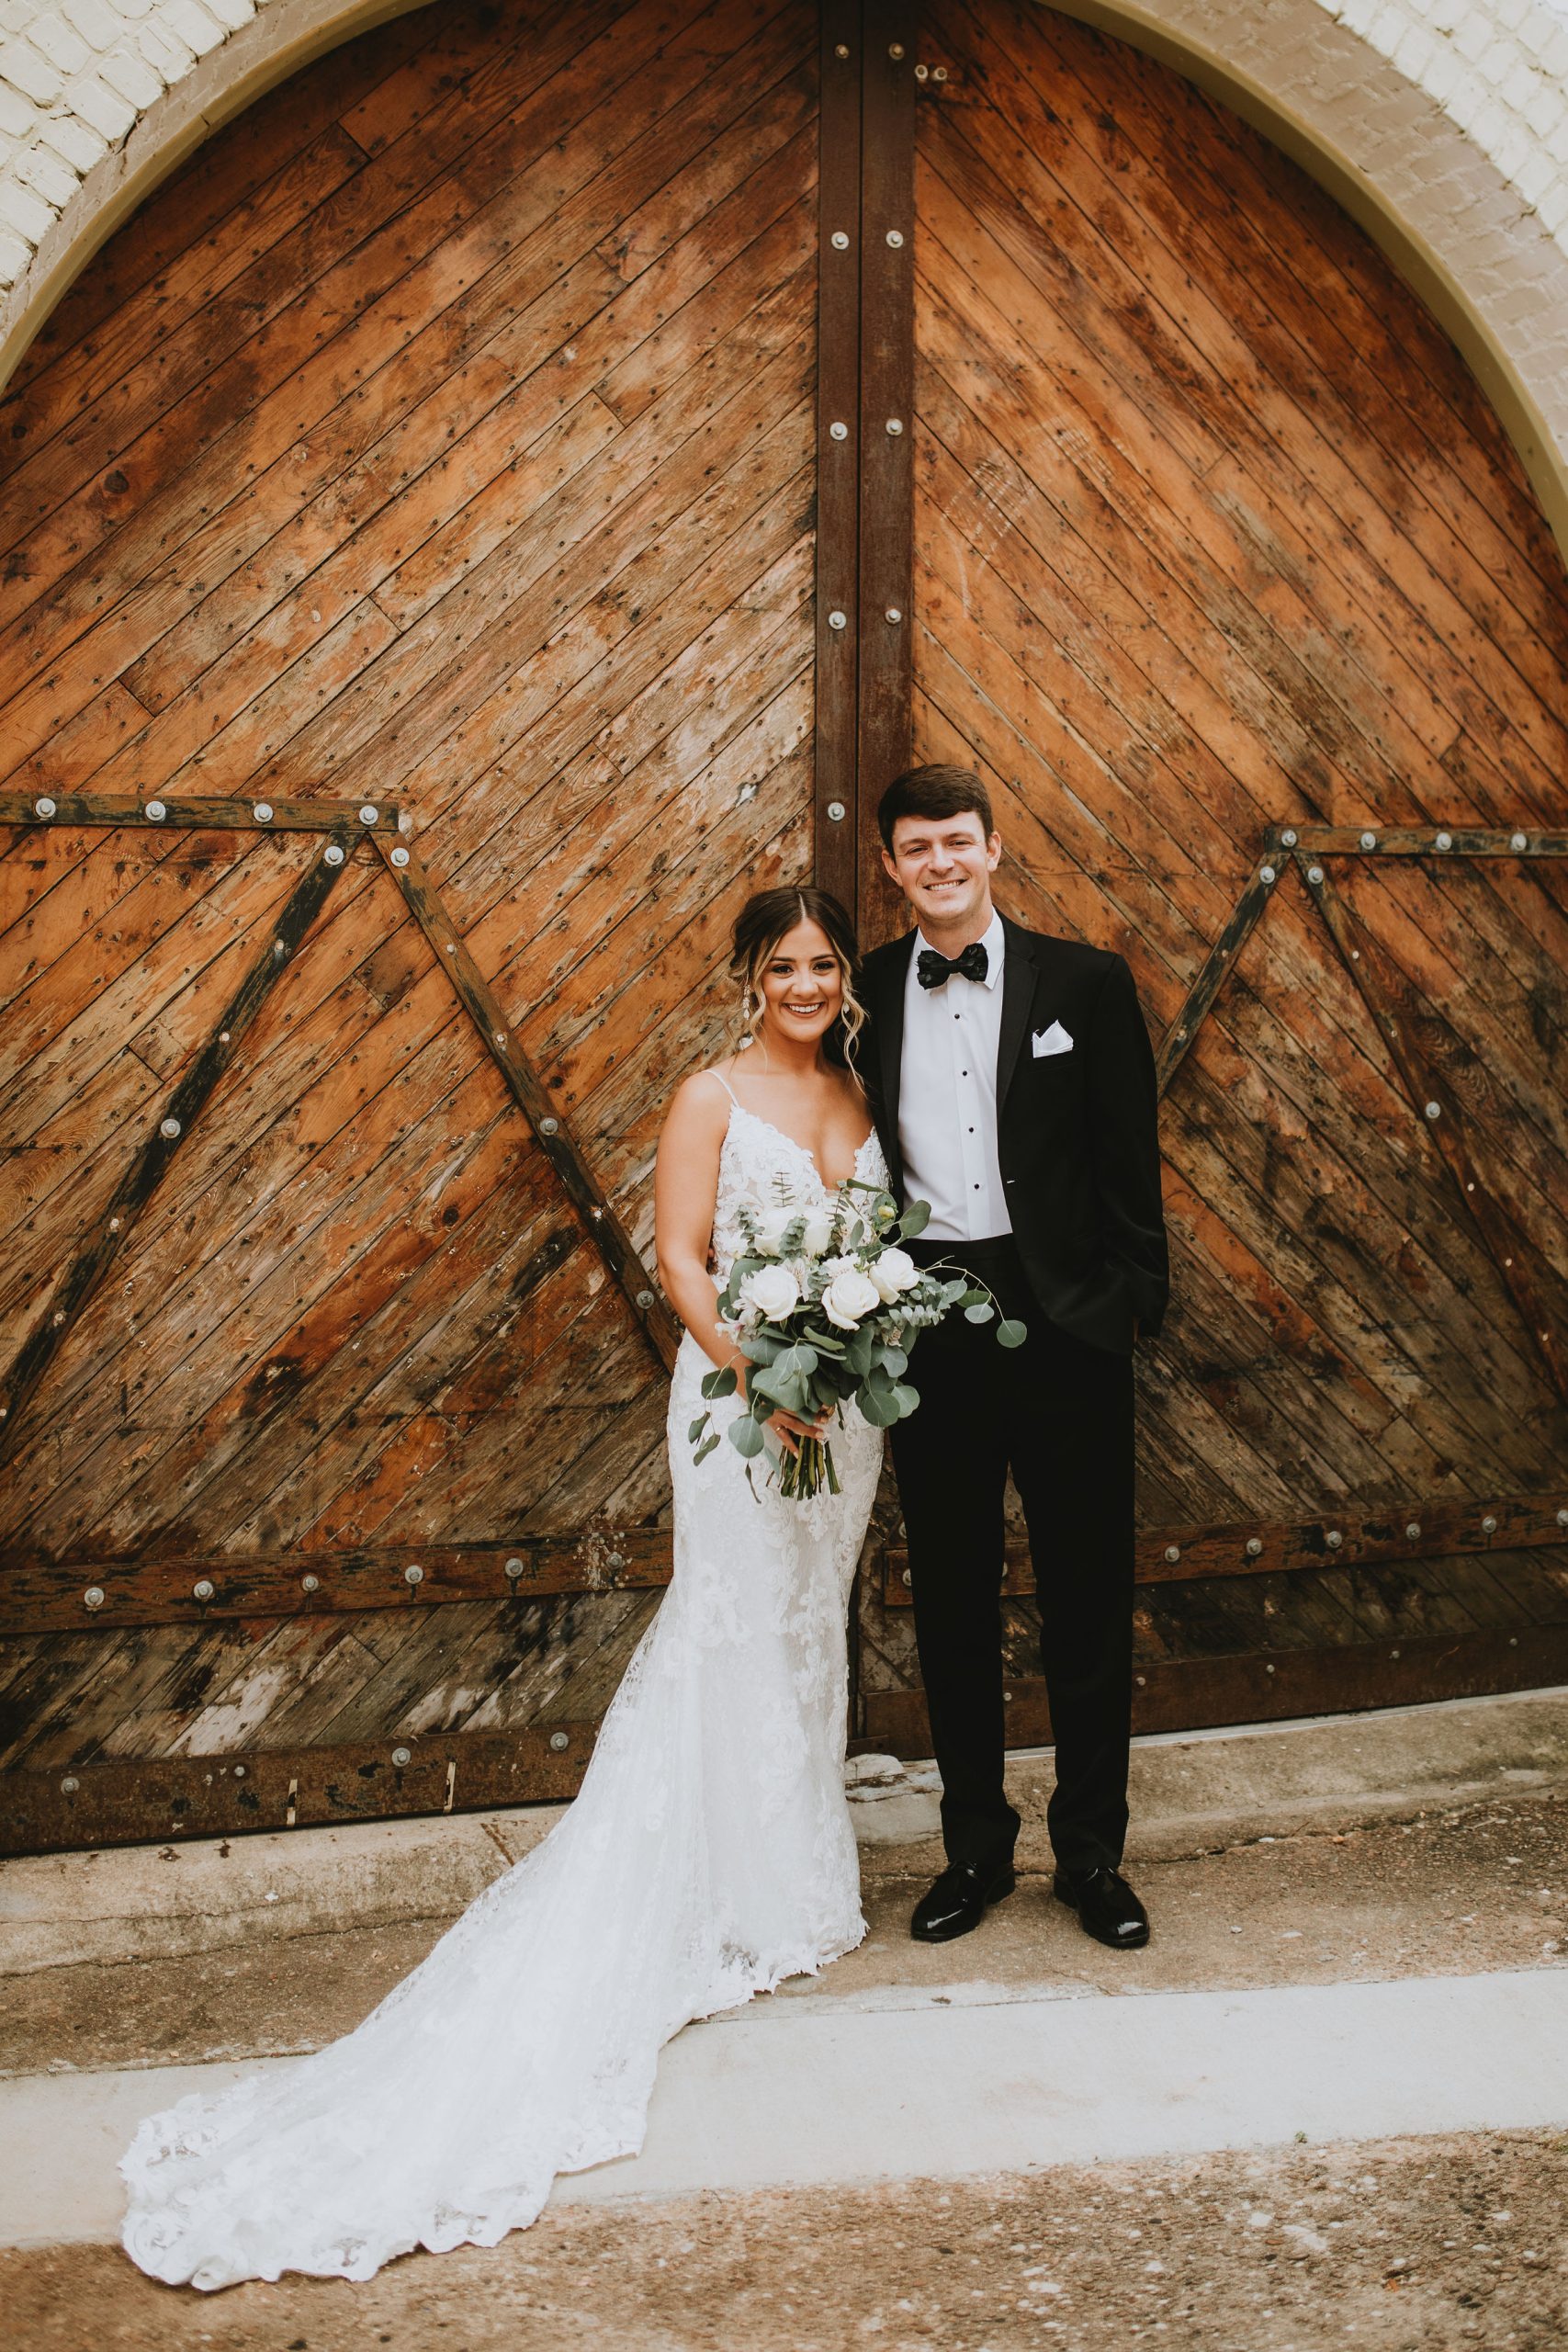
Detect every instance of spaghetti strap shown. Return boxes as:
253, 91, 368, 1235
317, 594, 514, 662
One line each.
707, 1063, 742, 1107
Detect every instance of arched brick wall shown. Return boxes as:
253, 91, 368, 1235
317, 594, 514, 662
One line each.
2, 0, 1568, 536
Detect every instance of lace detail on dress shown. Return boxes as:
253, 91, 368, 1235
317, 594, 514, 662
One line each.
118, 1104, 890, 2290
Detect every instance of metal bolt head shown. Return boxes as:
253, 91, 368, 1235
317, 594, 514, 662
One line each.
1259, 864, 1276, 884
606, 1550, 626, 1572
1510, 831, 1529, 852
192, 1577, 215, 1601
830, 230, 849, 250
834, 40, 849, 57
549, 1730, 570, 1752
323, 842, 344, 865
885, 416, 904, 435
34, 796, 56, 818
1246, 1536, 1264, 1556
1557, 1510, 1568, 1528
61, 1776, 80, 1794
391, 1746, 412, 1767
826, 799, 847, 822
1482, 1514, 1497, 1533
301, 1573, 321, 1593
1359, 831, 1377, 849
52, 1308, 65, 1325
84, 1587, 105, 1610
145, 799, 166, 821
829, 420, 848, 440
932, 64, 947, 80
885, 229, 905, 248
1405, 1522, 1421, 1541
539, 1116, 559, 1136
358, 805, 379, 825
1265, 1662, 1276, 1674
1280, 828, 1298, 847
404, 1564, 423, 1585
635, 1290, 655, 1310
1306, 865, 1325, 886
253, 801, 273, 822
915, 61, 929, 79
888, 40, 904, 58
160, 1116, 181, 1139
504, 1557, 525, 1580
390, 845, 410, 866
1325, 1529, 1343, 1547
885, 606, 902, 623
232, 1763, 246, 1777
108, 1216, 120, 1231
827, 609, 848, 630
901, 1567, 913, 1588
1424, 1101, 1441, 1120
1164, 1544, 1180, 1564
1435, 831, 1452, 850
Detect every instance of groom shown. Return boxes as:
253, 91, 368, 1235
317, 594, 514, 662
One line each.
861, 765, 1169, 1951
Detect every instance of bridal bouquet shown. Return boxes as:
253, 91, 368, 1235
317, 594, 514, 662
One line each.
688, 1181, 1025, 1501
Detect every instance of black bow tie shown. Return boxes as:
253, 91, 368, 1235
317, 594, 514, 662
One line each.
917, 941, 988, 989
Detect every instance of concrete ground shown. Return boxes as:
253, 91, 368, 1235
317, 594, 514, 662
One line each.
3, 1690, 1567, 2346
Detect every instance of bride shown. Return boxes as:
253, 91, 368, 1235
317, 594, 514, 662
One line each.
119, 884, 889, 2290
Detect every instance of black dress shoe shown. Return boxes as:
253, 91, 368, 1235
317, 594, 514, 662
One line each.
1053, 1864, 1150, 1950
910, 1859, 1016, 1942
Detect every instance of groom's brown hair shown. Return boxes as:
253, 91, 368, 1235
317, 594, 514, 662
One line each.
877, 763, 995, 849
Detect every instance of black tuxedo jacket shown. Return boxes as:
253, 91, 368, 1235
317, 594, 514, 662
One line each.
860, 915, 1169, 1356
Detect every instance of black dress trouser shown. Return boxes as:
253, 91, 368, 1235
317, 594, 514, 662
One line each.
888, 1235, 1135, 1882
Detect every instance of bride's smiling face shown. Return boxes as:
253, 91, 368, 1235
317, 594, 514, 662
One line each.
755, 918, 844, 1046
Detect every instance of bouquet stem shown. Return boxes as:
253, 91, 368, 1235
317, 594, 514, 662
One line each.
776, 1434, 841, 1501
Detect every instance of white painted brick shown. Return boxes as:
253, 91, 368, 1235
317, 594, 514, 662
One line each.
0, 70, 34, 131
96, 38, 164, 104
202, 0, 254, 26
1392, 22, 1437, 78
16, 133, 78, 201
1547, 106, 1568, 161
1535, 176, 1568, 232
161, 0, 229, 58
0, 3, 42, 31
59, 0, 127, 51
0, 34, 62, 102
66, 62, 136, 137
1452, 13, 1495, 62
133, 17, 192, 76
35, 105, 106, 165
0, 168, 54, 238
0, 219, 34, 281
23, 10, 89, 73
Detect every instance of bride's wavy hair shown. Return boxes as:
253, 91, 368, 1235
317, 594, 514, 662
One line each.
729, 886, 867, 1076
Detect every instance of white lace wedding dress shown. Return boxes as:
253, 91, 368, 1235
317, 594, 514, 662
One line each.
119, 1098, 888, 2290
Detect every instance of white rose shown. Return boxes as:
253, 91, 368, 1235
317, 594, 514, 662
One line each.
739, 1263, 801, 1322
870, 1246, 920, 1302
750, 1205, 793, 1257
800, 1214, 835, 1258
821, 1264, 881, 1330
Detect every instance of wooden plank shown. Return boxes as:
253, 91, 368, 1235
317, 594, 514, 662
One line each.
863, 1623, 1568, 1758
879, 1493, 1568, 1604
0, 834, 353, 1468
3, 1722, 604, 1856
855, 0, 915, 945
814, 1, 860, 908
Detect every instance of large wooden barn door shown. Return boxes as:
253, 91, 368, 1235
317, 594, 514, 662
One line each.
850, 3, 1568, 1754
0, 0, 827, 1851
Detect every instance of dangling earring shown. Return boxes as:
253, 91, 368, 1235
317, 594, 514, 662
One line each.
737, 982, 759, 1048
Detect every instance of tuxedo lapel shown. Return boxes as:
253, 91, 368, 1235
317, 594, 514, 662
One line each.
996, 916, 1040, 1111
868, 933, 913, 1178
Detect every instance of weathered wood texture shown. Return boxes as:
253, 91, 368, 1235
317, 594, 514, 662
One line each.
857, 1, 1568, 1729
0, 0, 819, 1795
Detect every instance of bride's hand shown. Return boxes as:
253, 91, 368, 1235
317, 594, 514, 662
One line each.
736, 1361, 829, 1459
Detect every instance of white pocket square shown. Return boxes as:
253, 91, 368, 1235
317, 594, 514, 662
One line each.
1032, 1021, 1074, 1057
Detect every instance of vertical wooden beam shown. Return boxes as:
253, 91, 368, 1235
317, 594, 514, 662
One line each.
0, 832, 353, 1469
856, 0, 917, 945
814, 3, 863, 913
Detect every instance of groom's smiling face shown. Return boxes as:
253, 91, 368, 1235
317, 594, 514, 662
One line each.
882, 810, 1001, 942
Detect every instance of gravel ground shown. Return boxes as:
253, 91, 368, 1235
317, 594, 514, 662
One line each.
5, 2131, 1566, 2349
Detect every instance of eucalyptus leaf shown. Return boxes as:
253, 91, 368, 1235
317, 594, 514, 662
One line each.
687, 1413, 709, 1444
844, 1329, 874, 1378
879, 1344, 908, 1377
891, 1383, 920, 1417
774, 1343, 819, 1377
728, 1414, 766, 1458
959, 1287, 989, 1307
694, 1432, 720, 1464
898, 1197, 931, 1238
740, 1330, 783, 1365
997, 1317, 1028, 1349
857, 1385, 902, 1428
964, 1301, 995, 1324
701, 1364, 739, 1400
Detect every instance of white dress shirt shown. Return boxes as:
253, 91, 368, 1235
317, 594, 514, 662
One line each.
897, 910, 1011, 1243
